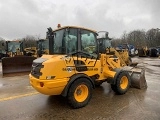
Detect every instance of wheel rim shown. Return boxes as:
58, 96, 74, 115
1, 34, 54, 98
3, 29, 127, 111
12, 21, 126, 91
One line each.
120, 76, 128, 89
74, 84, 89, 102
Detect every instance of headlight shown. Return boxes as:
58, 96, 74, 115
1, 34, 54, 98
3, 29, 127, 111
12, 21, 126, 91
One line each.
46, 76, 55, 80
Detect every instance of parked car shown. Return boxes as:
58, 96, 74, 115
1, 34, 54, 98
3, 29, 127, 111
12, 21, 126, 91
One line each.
116, 44, 137, 56
156, 46, 160, 56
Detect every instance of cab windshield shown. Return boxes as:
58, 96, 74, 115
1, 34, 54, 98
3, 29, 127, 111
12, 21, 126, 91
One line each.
8, 41, 22, 52
52, 27, 97, 57
53, 28, 78, 54
38, 40, 49, 50
104, 38, 111, 48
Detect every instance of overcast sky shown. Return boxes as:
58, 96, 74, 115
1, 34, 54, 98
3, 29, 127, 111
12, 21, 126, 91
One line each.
0, 0, 160, 40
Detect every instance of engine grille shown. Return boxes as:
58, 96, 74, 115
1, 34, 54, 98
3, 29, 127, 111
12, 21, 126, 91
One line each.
31, 62, 43, 79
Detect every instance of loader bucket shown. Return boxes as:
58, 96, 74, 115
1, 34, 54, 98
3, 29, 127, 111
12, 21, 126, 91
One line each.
123, 66, 147, 89
2, 56, 36, 76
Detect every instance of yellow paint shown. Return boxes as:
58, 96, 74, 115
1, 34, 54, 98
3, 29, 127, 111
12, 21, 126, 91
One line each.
120, 76, 129, 89
103, 69, 116, 78
74, 84, 89, 102
40, 55, 75, 80
109, 47, 130, 66
24, 47, 37, 57
29, 74, 69, 95
29, 53, 124, 96
0, 92, 39, 102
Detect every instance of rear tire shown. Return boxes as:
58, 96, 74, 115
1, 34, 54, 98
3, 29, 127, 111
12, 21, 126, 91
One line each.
111, 71, 131, 95
67, 78, 92, 108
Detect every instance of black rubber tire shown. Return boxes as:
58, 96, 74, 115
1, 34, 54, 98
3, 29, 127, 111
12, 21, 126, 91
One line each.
111, 71, 131, 95
67, 78, 93, 109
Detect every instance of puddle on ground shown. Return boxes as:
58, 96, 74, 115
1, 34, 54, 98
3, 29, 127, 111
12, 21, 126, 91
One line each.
101, 82, 112, 95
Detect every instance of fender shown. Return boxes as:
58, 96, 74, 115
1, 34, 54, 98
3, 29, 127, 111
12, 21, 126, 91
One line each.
107, 68, 123, 84
61, 73, 95, 97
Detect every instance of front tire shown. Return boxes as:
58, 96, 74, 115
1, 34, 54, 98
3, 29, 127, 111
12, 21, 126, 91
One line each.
67, 78, 93, 108
111, 71, 131, 95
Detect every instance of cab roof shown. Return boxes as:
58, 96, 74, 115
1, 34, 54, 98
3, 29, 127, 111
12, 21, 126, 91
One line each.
52, 26, 97, 33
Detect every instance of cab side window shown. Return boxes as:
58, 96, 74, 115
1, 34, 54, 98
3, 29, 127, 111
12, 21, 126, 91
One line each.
81, 29, 97, 55
64, 28, 78, 54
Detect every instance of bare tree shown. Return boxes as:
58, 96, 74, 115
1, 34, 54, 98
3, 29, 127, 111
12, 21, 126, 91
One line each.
112, 28, 160, 49
146, 28, 160, 47
111, 38, 122, 47
21, 35, 38, 48
127, 30, 146, 48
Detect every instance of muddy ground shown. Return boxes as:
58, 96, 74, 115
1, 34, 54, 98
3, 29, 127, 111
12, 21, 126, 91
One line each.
0, 57, 160, 120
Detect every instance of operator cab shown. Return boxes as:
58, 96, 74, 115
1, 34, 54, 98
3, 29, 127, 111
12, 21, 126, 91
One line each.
47, 26, 98, 58
97, 31, 112, 54
7, 41, 23, 53
38, 39, 49, 51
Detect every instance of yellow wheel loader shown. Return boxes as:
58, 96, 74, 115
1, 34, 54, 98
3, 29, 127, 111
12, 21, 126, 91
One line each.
29, 26, 147, 108
138, 46, 149, 57
24, 47, 37, 57
97, 31, 132, 67
23, 39, 49, 58
1, 40, 36, 76
1, 39, 49, 76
